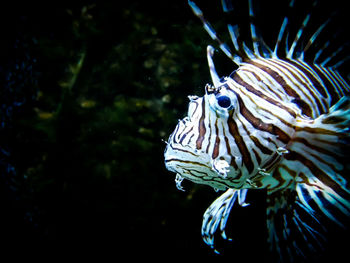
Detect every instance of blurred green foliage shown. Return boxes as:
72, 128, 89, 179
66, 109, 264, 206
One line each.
2, 0, 225, 258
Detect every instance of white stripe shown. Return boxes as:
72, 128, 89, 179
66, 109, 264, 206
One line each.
315, 65, 344, 98
287, 14, 311, 59
248, 0, 260, 56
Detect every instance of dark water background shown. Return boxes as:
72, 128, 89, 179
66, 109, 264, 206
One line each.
1, 0, 349, 261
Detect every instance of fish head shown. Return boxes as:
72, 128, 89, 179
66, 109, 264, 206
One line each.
164, 82, 259, 190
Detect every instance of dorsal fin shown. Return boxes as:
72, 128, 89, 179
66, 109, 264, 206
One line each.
227, 24, 254, 61
273, 0, 295, 58
287, 1, 318, 59
299, 16, 332, 60
248, 0, 272, 58
320, 43, 350, 68
286, 13, 311, 59
248, 0, 260, 56
189, 0, 349, 71
221, 0, 234, 13
188, 0, 241, 65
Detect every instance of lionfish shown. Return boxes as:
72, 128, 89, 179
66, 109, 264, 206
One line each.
164, 0, 350, 261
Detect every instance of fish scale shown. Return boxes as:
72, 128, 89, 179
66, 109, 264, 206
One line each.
164, 0, 350, 261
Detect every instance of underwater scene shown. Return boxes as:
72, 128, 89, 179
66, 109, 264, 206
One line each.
1, 0, 349, 261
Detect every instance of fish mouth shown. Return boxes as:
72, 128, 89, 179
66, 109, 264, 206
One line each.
164, 150, 230, 191
164, 143, 246, 190
164, 157, 178, 174
164, 155, 207, 176
164, 141, 208, 173
164, 128, 234, 190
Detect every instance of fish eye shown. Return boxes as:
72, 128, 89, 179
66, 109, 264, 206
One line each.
208, 86, 237, 114
216, 95, 231, 108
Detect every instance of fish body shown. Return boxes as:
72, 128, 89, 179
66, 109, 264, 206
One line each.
164, 0, 350, 261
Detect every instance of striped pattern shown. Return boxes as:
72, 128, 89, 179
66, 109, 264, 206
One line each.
164, 0, 350, 261
165, 55, 350, 190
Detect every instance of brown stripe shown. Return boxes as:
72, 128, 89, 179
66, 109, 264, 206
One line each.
222, 127, 239, 170
295, 125, 338, 136
187, 133, 195, 146
244, 68, 284, 100
250, 60, 313, 116
189, 99, 200, 118
236, 95, 291, 144
292, 137, 342, 158
179, 126, 193, 145
285, 150, 349, 199
165, 158, 209, 169
196, 98, 206, 149
250, 135, 274, 155
261, 152, 282, 172
205, 111, 212, 153
172, 123, 180, 144
232, 72, 296, 118
251, 61, 299, 98
252, 149, 261, 165
269, 59, 324, 116
287, 60, 328, 97
281, 59, 329, 113
168, 145, 199, 157
227, 111, 254, 174
212, 119, 220, 159
269, 168, 286, 191
312, 65, 341, 105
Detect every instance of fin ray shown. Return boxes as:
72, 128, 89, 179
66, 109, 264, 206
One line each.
201, 189, 248, 250
188, 0, 240, 65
